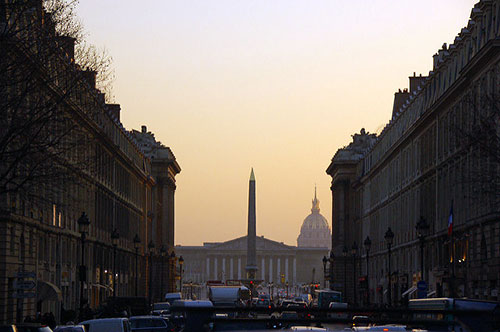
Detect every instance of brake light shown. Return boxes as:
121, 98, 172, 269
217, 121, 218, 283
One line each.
383, 329, 389, 331
268, 305, 271, 309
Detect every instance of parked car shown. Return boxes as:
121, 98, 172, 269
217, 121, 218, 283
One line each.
351, 315, 371, 328
15, 324, 53, 332
129, 316, 174, 332
80, 318, 130, 332
53, 326, 85, 332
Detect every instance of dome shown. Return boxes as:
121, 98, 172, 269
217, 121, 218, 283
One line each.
297, 188, 331, 248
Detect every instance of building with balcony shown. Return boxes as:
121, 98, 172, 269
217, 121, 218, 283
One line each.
327, 0, 500, 305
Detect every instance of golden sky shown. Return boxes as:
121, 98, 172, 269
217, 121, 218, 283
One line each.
77, 0, 477, 246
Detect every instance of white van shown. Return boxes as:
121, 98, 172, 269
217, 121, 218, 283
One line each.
80, 318, 130, 332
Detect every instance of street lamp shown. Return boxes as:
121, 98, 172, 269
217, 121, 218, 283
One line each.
351, 242, 358, 306
133, 234, 141, 296
322, 256, 328, 288
384, 227, 394, 306
329, 251, 334, 290
170, 251, 176, 292
364, 236, 372, 305
160, 245, 166, 298
111, 228, 120, 297
77, 212, 90, 318
148, 240, 155, 304
179, 256, 184, 297
416, 216, 429, 282
342, 245, 348, 303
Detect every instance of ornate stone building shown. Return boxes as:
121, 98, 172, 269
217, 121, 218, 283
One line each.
297, 190, 331, 249
327, 0, 500, 305
131, 126, 181, 296
176, 236, 328, 289
0, 2, 180, 323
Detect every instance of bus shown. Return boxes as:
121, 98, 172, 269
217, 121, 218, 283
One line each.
408, 298, 500, 332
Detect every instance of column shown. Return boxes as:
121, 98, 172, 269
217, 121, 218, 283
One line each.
206, 257, 210, 281
237, 258, 241, 280
261, 257, 266, 281
293, 258, 297, 284
277, 258, 281, 283
214, 257, 218, 280
285, 258, 289, 282
269, 258, 273, 283
230, 258, 234, 280
222, 258, 226, 281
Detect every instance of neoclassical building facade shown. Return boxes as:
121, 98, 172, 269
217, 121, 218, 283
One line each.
0, 3, 180, 323
327, 0, 500, 305
176, 236, 328, 288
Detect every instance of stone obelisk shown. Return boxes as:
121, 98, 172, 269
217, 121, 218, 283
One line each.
245, 168, 258, 280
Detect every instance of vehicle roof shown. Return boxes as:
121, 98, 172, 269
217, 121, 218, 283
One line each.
80, 318, 128, 324
129, 316, 164, 319
171, 300, 213, 307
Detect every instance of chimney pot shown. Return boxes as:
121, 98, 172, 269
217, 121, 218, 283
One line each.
141, 125, 147, 133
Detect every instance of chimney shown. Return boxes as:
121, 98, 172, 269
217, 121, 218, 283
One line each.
409, 72, 427, 94
433, 53, 439, 70
82, 70, 96, 89
392, 88, 410, 118
141, 125, 147, 133
107, 104, 121, 122
56, 36, 75, 60
97, 93, 105, 104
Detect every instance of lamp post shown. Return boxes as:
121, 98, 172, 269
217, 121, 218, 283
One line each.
342, 245, 348, 303
416, 216, 429, 282
111, 229, 120, 297
133, 234, 141, 296
351, 242, 358, 306
179, 256, 184, 297
160, 245, 166, 298
329, 251, 334, 290
384, 227, 394, 306
322, 256, 328, 288
364, 236, 372, 305
148, 240, 155, 304
170, 251, 176, 292
77, 212, 90, 318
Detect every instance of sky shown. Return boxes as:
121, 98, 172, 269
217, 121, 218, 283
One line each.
76, 0, 478, 246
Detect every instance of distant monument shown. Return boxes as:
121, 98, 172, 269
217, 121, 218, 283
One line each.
297, 187, 331, 248
245, 168, 258, 279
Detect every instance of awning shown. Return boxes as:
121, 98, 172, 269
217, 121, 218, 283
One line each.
427, 290, 436, 298
37, 280, 62, 302
92, 284, 113, 292
402, 286, 418, 297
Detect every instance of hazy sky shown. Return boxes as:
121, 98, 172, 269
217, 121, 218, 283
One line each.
76, 1, 477, 246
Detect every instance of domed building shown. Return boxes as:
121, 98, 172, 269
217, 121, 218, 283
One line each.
297, 189, 331, 248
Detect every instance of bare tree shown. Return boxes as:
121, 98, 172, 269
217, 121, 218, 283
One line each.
0, 0, 115, 212
455, 88, 500, 210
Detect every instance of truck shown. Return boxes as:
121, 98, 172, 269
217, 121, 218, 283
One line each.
208, 285, 250, 307
314, 289, 343, 309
